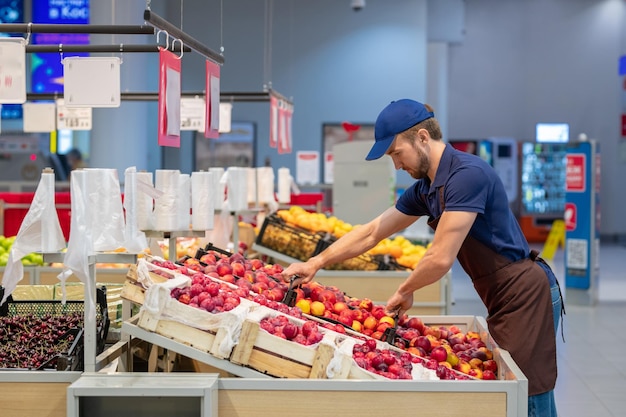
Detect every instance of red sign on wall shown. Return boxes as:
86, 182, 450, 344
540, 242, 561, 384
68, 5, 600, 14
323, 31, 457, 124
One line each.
622, 114, 626, 137
566, 153, 586, 192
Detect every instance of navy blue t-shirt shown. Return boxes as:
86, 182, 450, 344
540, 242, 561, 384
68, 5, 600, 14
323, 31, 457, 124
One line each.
396, 143, 530, 263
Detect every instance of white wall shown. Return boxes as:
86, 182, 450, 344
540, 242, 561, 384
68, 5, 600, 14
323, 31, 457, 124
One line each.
448, 0, 626, 237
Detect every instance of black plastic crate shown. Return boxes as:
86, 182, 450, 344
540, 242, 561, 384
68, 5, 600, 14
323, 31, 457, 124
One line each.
314, 237, 395, 271
256, 214, 328, 262
0, 286, 110, 371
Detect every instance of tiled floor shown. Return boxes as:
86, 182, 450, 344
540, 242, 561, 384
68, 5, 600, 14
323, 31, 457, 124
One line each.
450, 243, 626, 417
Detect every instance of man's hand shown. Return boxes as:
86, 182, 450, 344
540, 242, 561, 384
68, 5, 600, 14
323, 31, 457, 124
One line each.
281, 261, 319, 287
385, 289, 414, 318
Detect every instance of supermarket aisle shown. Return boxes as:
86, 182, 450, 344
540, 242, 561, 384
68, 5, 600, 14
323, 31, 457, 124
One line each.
450, 243, 626, 417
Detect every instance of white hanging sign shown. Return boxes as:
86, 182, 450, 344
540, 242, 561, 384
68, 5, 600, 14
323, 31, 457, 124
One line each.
0, 38, 26, 104
296, 151, 320, 185
180, 96, 205, 131
63, 56, 121, 108
23, 102, 57, 132
219, 102, 232, 133
56, 99, 92, 130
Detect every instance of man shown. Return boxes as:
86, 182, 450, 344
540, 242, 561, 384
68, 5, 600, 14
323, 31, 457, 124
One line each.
282, 99, 562, 417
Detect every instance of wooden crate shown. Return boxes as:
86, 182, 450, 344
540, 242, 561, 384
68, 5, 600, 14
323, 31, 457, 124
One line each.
135, 307, 236, 360
120, 263, 171, 306
230, 318, 350, 379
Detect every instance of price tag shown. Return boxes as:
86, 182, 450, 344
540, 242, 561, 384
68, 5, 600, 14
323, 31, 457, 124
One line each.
56, 99, 92, 130
180, 97, 205, 131
0, 38, 26, 104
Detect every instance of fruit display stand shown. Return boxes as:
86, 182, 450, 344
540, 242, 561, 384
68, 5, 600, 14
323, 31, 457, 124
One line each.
118, 312, 527, 417
66, 372, 219, 417
252, 244, 451, 315
0, 371, 81, 417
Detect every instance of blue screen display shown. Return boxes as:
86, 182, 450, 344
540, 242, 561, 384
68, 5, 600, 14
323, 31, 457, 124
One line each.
31, 0, 90, 94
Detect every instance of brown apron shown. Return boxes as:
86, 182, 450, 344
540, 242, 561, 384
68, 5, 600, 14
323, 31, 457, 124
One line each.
427, 190, 557, 396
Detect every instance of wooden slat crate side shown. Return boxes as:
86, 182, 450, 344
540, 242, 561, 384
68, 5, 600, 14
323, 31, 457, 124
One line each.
137, 310, 217, 352
120, 280, 146, 305
230, 319, 259, 365
230, 318, 349, 379
246, 349, 313, 379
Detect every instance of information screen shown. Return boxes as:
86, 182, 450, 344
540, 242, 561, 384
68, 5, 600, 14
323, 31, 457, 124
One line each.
536, 123, 569, 143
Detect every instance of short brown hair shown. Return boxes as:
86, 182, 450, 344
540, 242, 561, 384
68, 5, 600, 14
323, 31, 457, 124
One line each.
403, 104, 442, 141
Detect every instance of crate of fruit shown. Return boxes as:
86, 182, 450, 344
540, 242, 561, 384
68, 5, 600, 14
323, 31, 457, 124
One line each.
0, 286, 109, 371
229, 306, 353, 379
255, 214, 329, 262
135, 278, 258, 360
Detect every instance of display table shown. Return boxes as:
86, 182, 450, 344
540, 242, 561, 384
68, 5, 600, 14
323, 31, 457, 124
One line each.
0, 371, 81, 417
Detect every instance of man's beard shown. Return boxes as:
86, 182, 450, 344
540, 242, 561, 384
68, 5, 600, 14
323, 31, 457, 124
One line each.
408, 142, 430, 180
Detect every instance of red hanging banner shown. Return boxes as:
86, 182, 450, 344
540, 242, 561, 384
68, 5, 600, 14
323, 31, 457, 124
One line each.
269, 94, 278, 148
285, 102, 293, 153
277, 100, 287, 154
204, 60, 221, 139
158, 47, 181, 147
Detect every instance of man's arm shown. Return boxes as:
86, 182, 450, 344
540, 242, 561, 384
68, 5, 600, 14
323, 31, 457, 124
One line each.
282, 206, 418, 284
385, 210, 477, 316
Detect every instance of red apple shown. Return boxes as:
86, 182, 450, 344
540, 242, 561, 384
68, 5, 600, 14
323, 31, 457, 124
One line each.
332, 301, 349, 314
413, 336, 431, 353
231, 262, 246, 277
199, 253, 216, 264
482, 369, 497, 380
358, 298, 374, 312
430, 346, 448, 363
371, 306, 387, 320
216, 261, 233, 277
250, 258, 264, 270
281, 323, 298, 340
406, 317, 425, 333
220, 274, 236, 284
482, 359, 498, 373
251, 282, 269, 294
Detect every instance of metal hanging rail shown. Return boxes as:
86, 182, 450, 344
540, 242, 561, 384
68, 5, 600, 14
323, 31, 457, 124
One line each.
143, 9, 224, 65
25, 91, 290, 104
25, 44, 191, 54
0, 23, 155, 34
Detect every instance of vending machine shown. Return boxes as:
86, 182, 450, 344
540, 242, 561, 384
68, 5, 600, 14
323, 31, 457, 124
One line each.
564, 139, 600, 305
518, 142, 568, 242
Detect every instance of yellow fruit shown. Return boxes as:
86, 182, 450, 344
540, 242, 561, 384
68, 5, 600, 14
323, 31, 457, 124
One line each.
295, 299, 311, 314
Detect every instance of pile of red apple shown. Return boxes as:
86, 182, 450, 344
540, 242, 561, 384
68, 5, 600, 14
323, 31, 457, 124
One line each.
151, 249, 498, 380
394, 316, 497, 380
352, 338, 416, 380
258, 315, 324, 346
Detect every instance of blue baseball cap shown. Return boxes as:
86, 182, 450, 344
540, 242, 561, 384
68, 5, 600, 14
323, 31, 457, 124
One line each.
365, 99, 435, 161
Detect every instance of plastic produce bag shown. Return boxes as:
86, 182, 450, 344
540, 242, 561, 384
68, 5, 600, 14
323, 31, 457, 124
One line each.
57, 170, 96, 319
1, 170, 65, 305
123, 167, 149, 253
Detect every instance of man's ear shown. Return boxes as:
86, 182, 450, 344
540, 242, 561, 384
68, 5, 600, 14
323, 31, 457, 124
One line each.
418, 128, 430, 143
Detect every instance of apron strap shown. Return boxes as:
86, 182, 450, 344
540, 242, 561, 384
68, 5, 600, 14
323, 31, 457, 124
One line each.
531, 249, 566, 343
